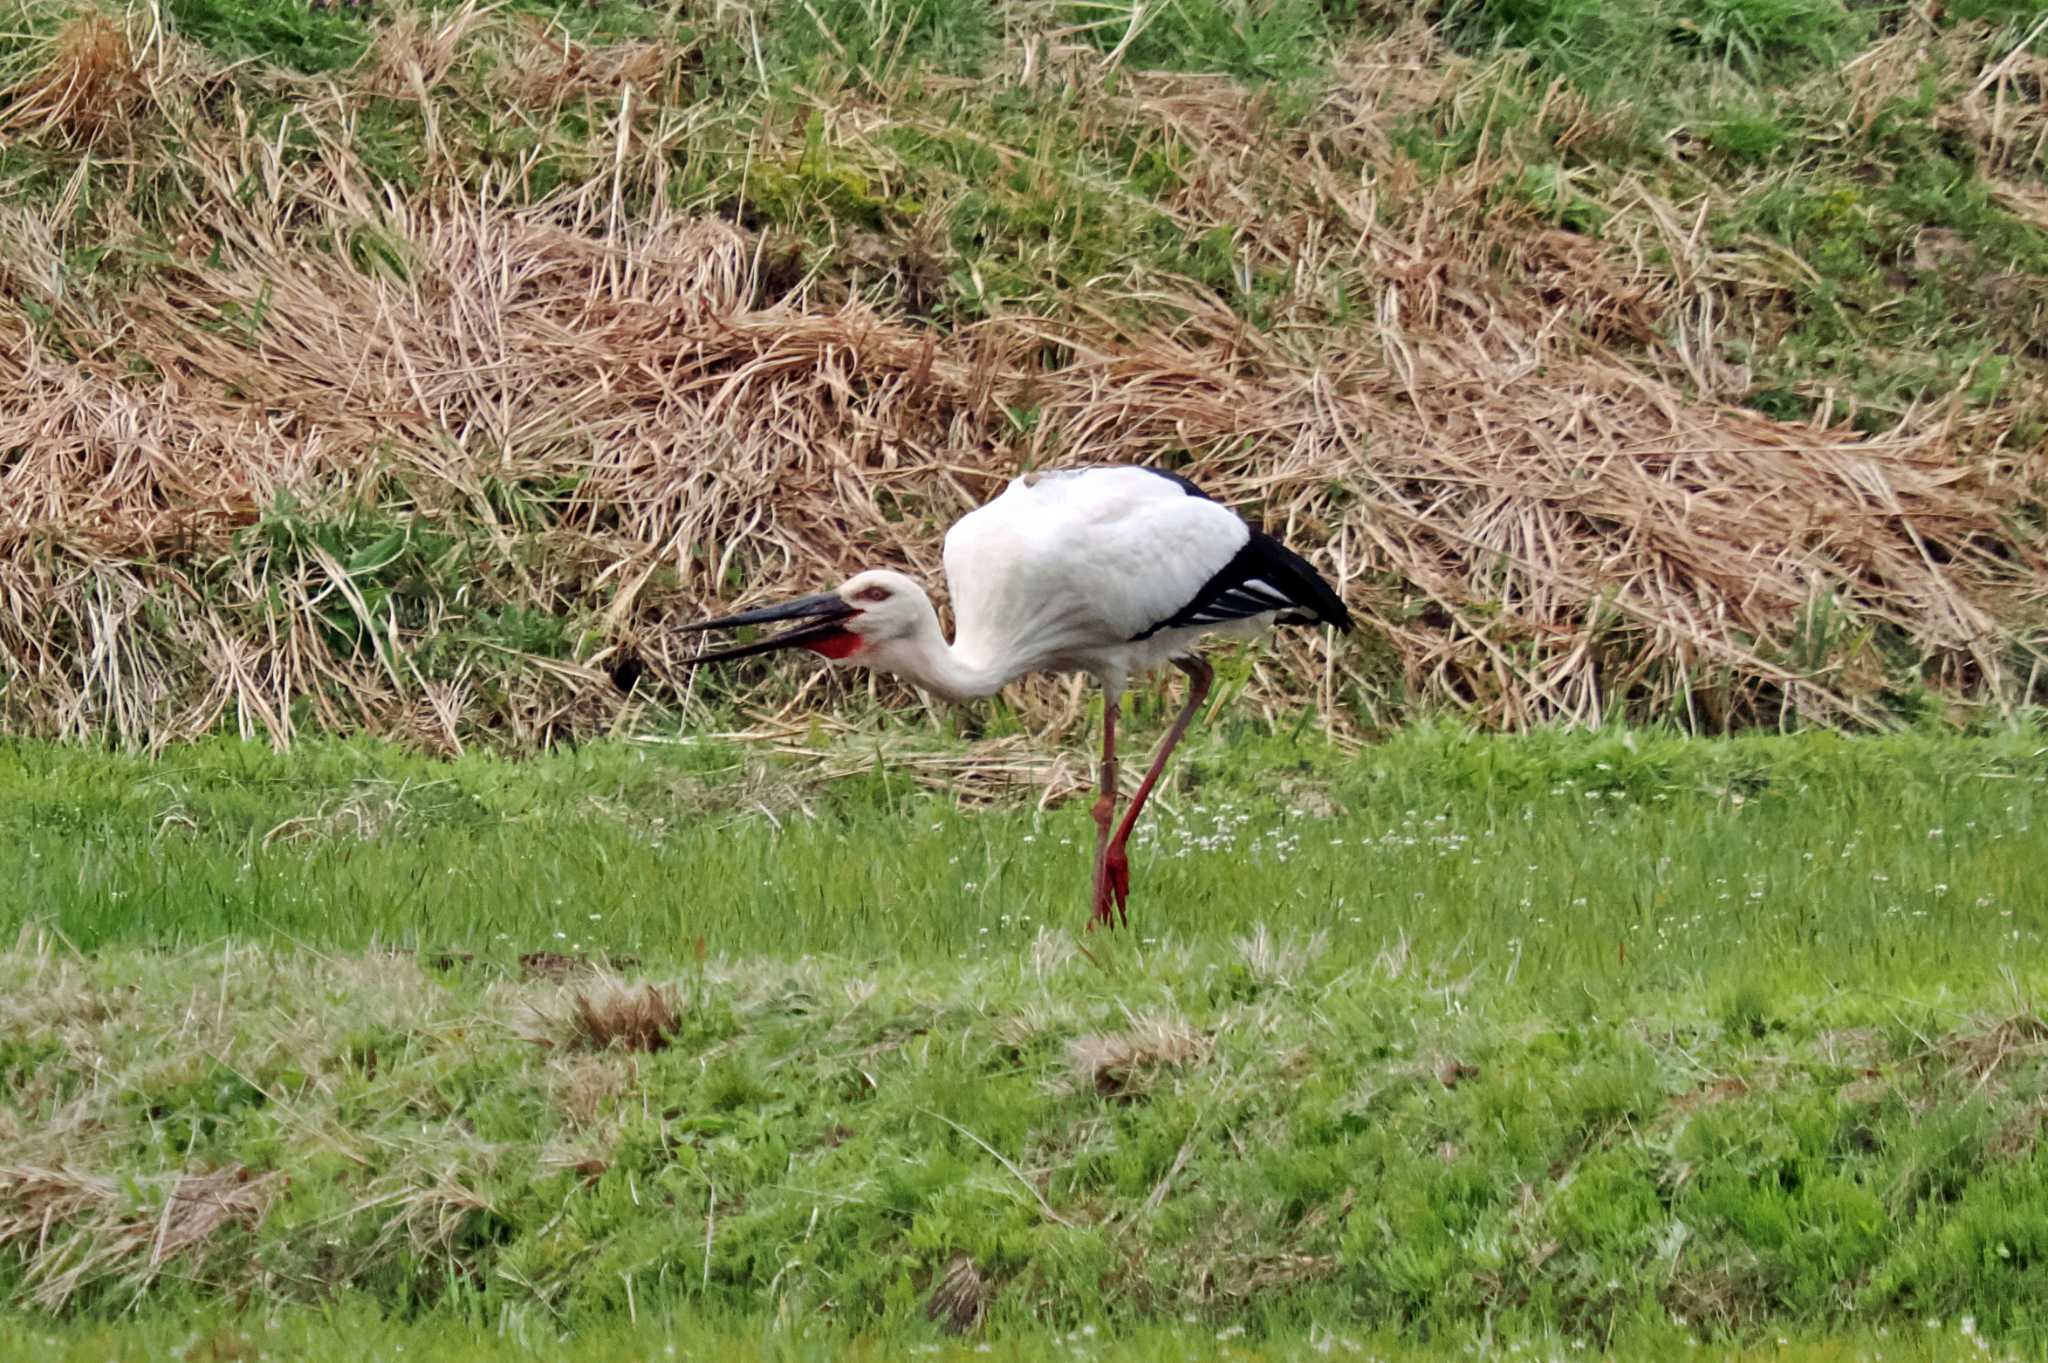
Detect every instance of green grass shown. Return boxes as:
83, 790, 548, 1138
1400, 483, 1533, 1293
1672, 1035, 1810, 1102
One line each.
766, 0, 999, 82
162, 0, 374, 73
1, 1306, 2034, 1362
1437, 0, 1870, 88
1058, 0, 1341, 80
3, 728, 2047, 1351
1, 725, 2039, 987
3, 0, 2047, 1335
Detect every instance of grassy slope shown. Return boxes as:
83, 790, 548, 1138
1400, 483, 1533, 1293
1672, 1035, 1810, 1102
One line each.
2, 729, 2046, 1352
19, 0, 2043, 426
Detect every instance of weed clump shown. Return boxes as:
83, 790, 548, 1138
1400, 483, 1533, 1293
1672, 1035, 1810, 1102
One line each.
568, 983, 678, 1053
0, 11, 149, 146
1719, 979, 1778, 1040
1066, 1017, 1205, 1100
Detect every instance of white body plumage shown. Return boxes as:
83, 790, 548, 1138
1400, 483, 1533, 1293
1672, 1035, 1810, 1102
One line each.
940, 467, 1272, 698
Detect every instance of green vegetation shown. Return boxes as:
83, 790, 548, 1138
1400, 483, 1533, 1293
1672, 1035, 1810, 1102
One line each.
1, 724, 2039, 978
1, 728, 2045, 1356
2, 1307, 2034, 1363
160, 0, 371, 73
1412, 0, 2048, 431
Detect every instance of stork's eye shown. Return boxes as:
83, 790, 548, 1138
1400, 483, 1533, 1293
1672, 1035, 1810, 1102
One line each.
854, 586, 891, 604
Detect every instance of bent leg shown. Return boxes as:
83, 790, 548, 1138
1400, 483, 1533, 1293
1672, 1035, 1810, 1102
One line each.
1101, 656, 1213, 928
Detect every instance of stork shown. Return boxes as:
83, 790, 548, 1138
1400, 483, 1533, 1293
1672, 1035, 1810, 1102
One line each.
635, 466, 1351, 929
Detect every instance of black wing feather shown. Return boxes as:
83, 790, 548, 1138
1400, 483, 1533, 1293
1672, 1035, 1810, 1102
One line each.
1124, 466, 1351, 642
1133, 527, 1353, 641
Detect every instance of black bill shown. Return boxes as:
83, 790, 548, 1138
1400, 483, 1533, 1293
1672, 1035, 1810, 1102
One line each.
678, 591, 859, 665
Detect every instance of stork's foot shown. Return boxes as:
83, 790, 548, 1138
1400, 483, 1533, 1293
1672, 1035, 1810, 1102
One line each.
1088, 844, 1132, 931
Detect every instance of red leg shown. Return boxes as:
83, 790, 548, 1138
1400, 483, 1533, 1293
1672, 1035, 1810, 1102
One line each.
1100, 656, 1213, 929
1089, 693, 1120, 930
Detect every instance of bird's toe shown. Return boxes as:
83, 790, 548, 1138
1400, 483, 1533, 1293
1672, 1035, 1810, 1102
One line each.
1103, 847, 1132, 924
1105, 848, 1129, 893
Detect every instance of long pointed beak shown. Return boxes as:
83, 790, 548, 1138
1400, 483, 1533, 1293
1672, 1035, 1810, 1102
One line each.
679, 591, 859, 665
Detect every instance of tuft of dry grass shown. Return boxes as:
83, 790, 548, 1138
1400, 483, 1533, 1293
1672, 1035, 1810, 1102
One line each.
552, 1055, 630, 1130
1233, 925, 1326, 991
496, 18, 701, 113
358, 0, 498, 100
0, 10, 152, 147
1941, 18, 2048, 186
1066, 1016, 1206, 1101
925, 1254, 990, 1334
1928, 1011, 2048, 1096
568, 983, 679, 1053
0, 1165, 278, 1311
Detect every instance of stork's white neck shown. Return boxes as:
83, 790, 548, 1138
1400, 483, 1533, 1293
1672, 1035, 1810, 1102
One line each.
855, 590, 1013, 703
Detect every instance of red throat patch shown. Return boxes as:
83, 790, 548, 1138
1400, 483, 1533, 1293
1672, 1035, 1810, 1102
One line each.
804, 631, 864, 660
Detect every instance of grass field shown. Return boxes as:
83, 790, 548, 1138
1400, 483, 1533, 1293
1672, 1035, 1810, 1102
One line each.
3, 726, 2046, 1356
2, 1307, 2034, 1363
1, 723, 2041, 976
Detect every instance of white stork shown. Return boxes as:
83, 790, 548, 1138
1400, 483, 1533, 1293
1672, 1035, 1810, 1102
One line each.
645, 466, 1351, 929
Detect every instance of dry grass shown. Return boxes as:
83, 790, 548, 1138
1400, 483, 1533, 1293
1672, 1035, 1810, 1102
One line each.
925, 1254, 990, 1334
0, 9, 153, 147
1942, 18, 2048, 192
493, 19, 701, 114
1233, 925, 1326, 991
1066, 1016, 1206, 1100
567, 982, 679, 1053
552, 1055, 631, 1130
0, 7, 2042, 752
1928, 1011, 2048, 1096
0, 1165, 278, 1311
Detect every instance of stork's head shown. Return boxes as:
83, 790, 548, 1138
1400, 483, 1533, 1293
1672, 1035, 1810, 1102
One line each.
670, 569, 935, 670
829, 570, 934, 654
